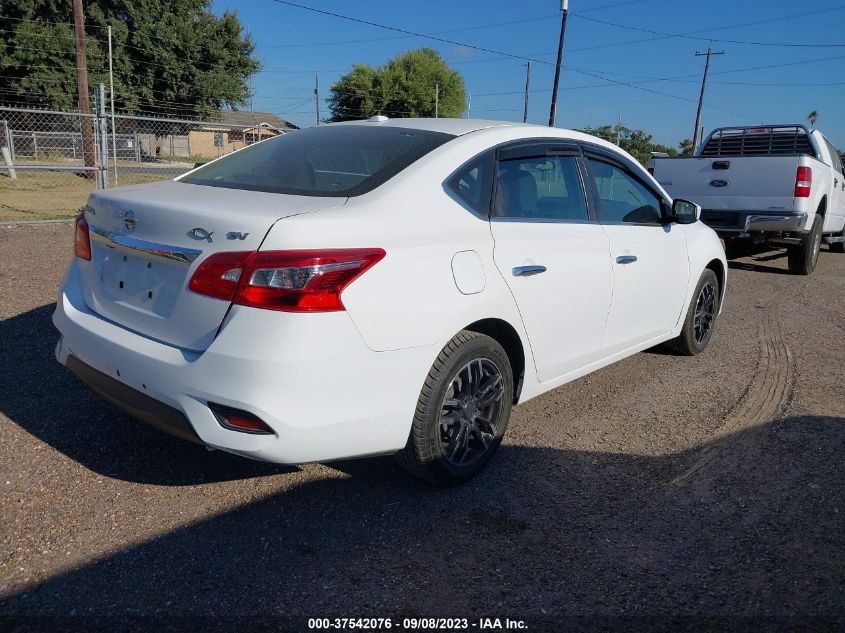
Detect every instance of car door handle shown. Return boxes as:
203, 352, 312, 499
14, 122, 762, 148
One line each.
616, 255, 638, 264
512, 265, 547, 277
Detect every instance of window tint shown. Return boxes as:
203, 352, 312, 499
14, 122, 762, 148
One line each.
446, 151, 494, 215
180, 125, 454, 197
492, 155, 588, 221
588, 159, 663, 224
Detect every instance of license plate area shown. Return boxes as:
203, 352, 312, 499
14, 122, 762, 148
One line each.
97, 245, 185, 316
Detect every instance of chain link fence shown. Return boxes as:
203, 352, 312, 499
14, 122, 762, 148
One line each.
0, 103, 284, 222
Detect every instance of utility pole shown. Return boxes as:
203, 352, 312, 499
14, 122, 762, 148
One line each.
314, 74, 320, 125
692, 44, 724, 150
435, 83, 439, 118
107, 25, 117, 186
616, 113, 622, 146
97, 83, 108, 189
523, 62, 531, 123
72, 0, 96, 176
548, 0, 570, 127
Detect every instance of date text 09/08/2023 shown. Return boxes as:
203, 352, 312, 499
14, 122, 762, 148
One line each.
307, 617, 529, 630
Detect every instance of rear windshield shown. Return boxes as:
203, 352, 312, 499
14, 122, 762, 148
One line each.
180, 125, 454, 197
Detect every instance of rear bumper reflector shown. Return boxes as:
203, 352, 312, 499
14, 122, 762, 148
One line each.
209, 403, 275, 435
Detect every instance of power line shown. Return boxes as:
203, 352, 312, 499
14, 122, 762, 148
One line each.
266, 0, 554, 66
0, 14, 108, 29
572, 11, 845, 47
566, 5, 845, 54
257, 14, 561, 48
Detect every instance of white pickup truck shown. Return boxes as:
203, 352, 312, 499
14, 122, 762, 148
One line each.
651, 125, 845, 274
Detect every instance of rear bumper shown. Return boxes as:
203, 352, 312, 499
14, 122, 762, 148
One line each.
66, 355, 203, 445
701, 210, 808, 235
53, 260, 437, 464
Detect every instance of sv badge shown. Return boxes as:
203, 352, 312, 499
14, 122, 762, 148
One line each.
226, 231, 250, 240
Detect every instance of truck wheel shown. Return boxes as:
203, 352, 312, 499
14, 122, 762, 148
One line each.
787, 214, 823, 275
830, 225, 845, 254
395, 331, 513, 486
664, 269, 719, 356
723, 239, 751, 260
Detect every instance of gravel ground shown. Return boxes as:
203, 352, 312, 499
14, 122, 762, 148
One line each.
0, 222, 843, 631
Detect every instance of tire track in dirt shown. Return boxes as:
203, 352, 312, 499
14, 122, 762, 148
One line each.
672, 286, 796, 485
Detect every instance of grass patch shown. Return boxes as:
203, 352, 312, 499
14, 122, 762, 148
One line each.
0, 171, 169, 222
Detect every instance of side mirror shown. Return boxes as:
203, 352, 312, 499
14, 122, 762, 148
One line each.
673, 199, 701, 224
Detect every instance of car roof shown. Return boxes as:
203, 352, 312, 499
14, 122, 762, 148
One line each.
330, 117, 624, 151
333, 117, 533, 136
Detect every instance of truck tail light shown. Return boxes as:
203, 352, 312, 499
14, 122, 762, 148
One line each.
74, 214, 92, 261
188, 248, 385, 312
794, 166, 812, 198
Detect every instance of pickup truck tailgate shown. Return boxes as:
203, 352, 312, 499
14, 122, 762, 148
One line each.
653, 156, 799, 211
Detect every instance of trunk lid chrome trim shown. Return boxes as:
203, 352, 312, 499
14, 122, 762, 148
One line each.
89, 226, 203, 264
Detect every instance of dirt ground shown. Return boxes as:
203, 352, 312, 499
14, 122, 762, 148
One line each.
0, 223, 842, 631
0, 172, 171, 222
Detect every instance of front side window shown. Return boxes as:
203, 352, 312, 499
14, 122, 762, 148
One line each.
587, 159, 663, 224
180, 125, 454, 197
492, 154, 588, 221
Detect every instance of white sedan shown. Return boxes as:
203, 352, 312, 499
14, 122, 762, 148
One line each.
54, 117, 726, 485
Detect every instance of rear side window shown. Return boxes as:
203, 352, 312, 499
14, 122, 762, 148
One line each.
181, 125, 454, 197
446, 151, 494, 215
824, 138, 843, 172
492, 155, 588, 221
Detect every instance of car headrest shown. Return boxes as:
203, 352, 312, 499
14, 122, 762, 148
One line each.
496, 169, 537, 216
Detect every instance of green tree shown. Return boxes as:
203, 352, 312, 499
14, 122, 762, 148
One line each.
807, 110, 819, 126
328, 48, 466, 121
0, 0, 260, 118
679, 138, 695, 156
578, 124, 675, 165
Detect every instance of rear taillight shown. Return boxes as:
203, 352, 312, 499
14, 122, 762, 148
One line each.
795, 166, 812, 198
73, 215, 91, 262
74, 214, 92, 261
187, 251, 250, 301
188, 248, 385, 312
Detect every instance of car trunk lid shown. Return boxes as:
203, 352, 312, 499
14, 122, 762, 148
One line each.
79, 179, 345, 351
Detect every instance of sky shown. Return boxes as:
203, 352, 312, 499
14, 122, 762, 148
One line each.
211, 0, 845, 149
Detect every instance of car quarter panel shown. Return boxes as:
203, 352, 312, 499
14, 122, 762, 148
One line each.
54, 259, 437, 463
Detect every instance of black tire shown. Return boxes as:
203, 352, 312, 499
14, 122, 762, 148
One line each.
395, 331, 513, 486
664, 269, 720, 356
787, 214, 823, 275
723, 239, 751, 260
830, 224, 845, 254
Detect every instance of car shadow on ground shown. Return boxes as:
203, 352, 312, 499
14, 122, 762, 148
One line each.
0, 304, 296, 485
1, 304, 843, 624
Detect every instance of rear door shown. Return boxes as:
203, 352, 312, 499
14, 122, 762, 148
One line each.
583, 152, 689, 354
820, 135, 845, 230
488, 142, 613, 382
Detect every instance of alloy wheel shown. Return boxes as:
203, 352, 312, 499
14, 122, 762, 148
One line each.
693, 281, 717, 345
438, 358, 506, 467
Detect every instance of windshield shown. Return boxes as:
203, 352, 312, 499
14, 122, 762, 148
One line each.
180, 125, 455, 197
